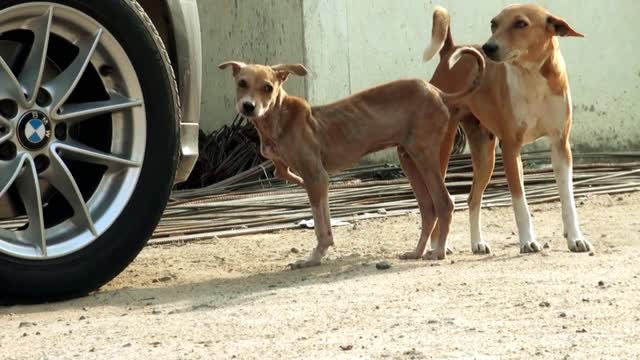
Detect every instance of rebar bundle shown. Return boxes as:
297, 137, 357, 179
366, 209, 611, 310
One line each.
151, 152, 640, 245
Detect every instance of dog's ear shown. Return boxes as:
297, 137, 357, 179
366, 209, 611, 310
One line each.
271, 64, 309, 82
218, 61, 246, 76
547, 15, 584, 37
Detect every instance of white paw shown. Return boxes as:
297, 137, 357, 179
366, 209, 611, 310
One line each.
520, 240, 542, 254
568, 238, 592, 253
471, 241, 491, 255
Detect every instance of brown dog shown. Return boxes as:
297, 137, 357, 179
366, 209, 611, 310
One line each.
423, 5, 591, 255
219, 47, 485, 268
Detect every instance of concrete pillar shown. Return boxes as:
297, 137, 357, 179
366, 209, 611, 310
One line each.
198, 0, 305, 132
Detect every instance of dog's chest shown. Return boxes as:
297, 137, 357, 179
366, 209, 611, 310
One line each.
505, 65, 568, 143
252, 120, 281, 160
260, 139, 279, 159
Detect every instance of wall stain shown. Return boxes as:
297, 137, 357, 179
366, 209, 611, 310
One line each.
573, 104, 607, 117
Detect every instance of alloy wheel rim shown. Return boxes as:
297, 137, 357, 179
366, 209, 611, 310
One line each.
0, 3, 146, 259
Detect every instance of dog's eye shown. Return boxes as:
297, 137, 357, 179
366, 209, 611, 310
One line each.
514, 20, 528, 29
238, 80, 248, 88
490, 20, 497, 32
264, 84, 273, 93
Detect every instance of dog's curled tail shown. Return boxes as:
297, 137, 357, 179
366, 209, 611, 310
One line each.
439, 47, 486, 104
423, 6, 454, 62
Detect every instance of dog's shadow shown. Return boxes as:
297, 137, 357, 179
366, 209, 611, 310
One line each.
1, 246, 535, 314
1, 254, 453, 313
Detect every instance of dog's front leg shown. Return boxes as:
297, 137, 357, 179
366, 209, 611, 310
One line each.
289, 169, 333, 269
502, 141, 542, 253
550, 137, 592, 252
274, 160, 304, 186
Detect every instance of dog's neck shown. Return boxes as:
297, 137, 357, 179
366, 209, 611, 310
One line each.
251, 88, 289, 136
507, 37, 568, 95
510, 37, 558, 71
250, 88, 311, 159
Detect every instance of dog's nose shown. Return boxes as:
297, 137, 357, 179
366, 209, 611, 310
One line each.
242, 102, 255, 114
482, 43, 498, 56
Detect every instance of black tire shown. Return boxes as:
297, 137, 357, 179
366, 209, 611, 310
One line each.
0, 0, 180, 300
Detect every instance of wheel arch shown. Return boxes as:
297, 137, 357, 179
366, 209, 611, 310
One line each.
137, 0, 201, 183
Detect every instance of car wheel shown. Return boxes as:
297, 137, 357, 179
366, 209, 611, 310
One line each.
0, 0, 179, 300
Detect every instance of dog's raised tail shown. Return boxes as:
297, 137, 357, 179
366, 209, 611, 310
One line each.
423, 6, 453, 62
439, 47, 486, 104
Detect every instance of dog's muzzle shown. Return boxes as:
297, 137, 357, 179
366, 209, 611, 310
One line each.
242, 101, 256, 116
482, 42, 500, 62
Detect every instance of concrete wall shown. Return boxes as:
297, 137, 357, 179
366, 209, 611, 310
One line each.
199, 0, 640, 161
198, 0, 305, 132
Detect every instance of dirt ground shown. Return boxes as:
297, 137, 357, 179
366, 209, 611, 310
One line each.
1, 192, 640, 360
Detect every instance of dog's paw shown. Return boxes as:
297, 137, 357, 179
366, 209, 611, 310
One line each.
290, 178, 304, 187
422, 249, 446, 261
568, 238, 592, 253
520, 240, 542, 254
471, 242, 491, 255
288, 258, 322, 270
399, 251, 422, 260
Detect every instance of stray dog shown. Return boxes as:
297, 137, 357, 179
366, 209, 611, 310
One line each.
423, 4, 591, 254
219, 47, 485, 268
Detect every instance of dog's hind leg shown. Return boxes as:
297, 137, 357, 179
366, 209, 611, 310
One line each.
501, 139, 541, 253
405, 144, 454, 261
461, 116, 496, 254
429, 111, 462, 255
397, 146, 437, 260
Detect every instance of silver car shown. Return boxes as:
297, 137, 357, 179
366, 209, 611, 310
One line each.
0, 0, 201, 299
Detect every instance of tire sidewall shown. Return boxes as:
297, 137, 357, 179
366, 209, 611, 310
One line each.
0, 0, 178, 299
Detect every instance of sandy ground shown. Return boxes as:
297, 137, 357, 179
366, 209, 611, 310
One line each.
1, 192, 640, 359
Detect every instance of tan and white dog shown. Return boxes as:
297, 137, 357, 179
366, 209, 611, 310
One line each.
423, 4, 592, 254
219, 47, 485, 267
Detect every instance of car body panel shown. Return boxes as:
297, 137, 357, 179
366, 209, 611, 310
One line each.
166, 0, 201, 183
140, 0, 201, 183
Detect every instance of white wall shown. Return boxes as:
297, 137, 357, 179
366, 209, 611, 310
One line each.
303, 0, 640, 162
201, 0, 640, 161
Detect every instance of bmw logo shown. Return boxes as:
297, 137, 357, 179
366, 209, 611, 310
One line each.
18, 111, 52, 150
